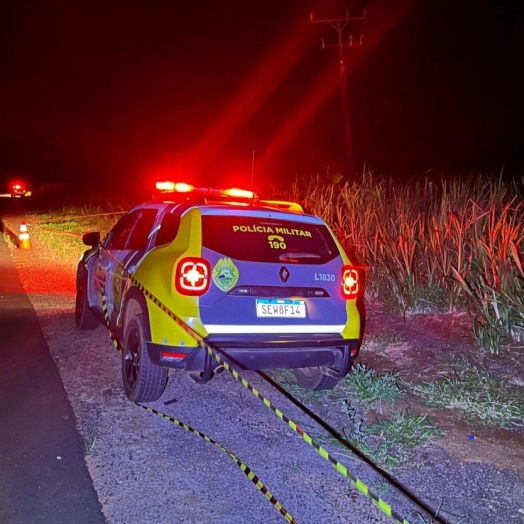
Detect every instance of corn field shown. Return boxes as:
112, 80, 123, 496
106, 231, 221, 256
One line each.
290, 173, 524, 353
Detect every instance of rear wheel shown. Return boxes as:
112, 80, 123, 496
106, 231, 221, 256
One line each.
75, 268, 99, 330
122, 309, 168, 402
293, 367, 340, 391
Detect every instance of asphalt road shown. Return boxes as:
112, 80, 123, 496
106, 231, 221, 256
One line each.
0, 235, 105, 524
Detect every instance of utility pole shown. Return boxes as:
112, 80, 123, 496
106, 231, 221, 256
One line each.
310, 9, 365, 183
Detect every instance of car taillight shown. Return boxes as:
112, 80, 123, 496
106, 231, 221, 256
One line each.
175, 258, 210, 296
341, 266, 359, 299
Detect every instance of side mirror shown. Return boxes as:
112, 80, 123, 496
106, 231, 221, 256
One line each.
82, 231, 101, 247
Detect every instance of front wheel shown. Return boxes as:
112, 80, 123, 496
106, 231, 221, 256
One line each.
122, 313, 168, 402
293, 367, 340, 391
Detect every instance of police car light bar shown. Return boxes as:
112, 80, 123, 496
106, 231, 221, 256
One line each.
154, 182, 304, 213
223, 188, 254, 199
155, 181, 256, 200
259, 200, 304, 213
156, 181, 176, 191
174, 182, 194, 192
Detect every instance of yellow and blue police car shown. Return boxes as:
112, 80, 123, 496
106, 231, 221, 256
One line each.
75, 183, 363, 402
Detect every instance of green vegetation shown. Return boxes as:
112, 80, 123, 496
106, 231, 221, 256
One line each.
270, 366, 442, 471
368, 479, 393, 498
343, 409, 445, 470
341, 363, 405, 411
413, 360, 524, 429
272, 356, 523, 470
291, 172, 524, 353
84, 435, 97, 455
24, 203, 125, 256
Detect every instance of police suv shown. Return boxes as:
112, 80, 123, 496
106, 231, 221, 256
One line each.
75, 182, 363, 402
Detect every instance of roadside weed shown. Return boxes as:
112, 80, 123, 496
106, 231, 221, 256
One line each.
84, 435, 97, 455
472, 319, 503, 354
366, 410, 445, 448
413, 361, 524, 428
341, 364, 405, 410
369, 479, 393, 497
270, 367, 440, 470
340, 406, 443, 470
25, 206, 122, 257
283, 460, 303, 485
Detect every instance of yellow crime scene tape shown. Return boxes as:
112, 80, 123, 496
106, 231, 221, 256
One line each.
101, 289, 297, 523
97, 245, 442, 523
125, 276, 413, 524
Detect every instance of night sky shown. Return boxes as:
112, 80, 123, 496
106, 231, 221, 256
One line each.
1, 0, 523, 192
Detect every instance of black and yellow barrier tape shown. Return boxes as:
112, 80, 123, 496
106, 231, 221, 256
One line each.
118, 273, 414, 524
100, 287, 297, 523
101, 293, 121, 352
136, 403, 297, 523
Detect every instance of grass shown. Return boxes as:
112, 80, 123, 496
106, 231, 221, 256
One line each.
19, 203, 124, 257
271, 366, 441, 471
341, 363, 405, 411
366, 410, 445, 448
369, 479, 393, 497
282, 460, 303, 485
84, 435, 97, 455
413, 360, 524, 428
341, 408, 444, 470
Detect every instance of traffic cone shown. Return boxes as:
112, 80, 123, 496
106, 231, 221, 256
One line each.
19, 222, 32, 249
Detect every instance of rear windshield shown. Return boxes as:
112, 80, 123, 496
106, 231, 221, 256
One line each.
202, 215, 340, 264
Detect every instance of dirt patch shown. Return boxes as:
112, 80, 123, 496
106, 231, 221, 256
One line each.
436, 411, 524, 477
360, 302, 524, 477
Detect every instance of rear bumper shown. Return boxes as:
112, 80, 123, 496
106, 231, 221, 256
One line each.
147, 334, 361, 372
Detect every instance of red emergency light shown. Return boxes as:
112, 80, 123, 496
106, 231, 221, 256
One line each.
155, 181, 256, 201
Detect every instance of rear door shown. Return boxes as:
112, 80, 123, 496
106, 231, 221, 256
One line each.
112, 208, 158, 321
91, 210, 141, 316
199, 210, 348, 335
93, 208, 158, 322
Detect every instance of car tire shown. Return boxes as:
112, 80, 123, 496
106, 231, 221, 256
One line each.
293, 367, 340, 391
75, 268, 99, 330
122, 311, 168, 403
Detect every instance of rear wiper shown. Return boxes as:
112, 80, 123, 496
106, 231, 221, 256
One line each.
279, 252, 321, 261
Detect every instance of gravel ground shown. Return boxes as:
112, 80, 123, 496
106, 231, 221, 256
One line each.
3, 219, 524, 524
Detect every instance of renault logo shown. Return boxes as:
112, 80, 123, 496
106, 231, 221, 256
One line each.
279, 266, 290, 283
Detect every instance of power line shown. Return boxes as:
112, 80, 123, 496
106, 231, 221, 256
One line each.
310, 9, 366, 183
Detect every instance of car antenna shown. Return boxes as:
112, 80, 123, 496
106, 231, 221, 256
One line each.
251, 150, 255, 190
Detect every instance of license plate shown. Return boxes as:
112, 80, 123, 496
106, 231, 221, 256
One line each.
256, 299, 306, 318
